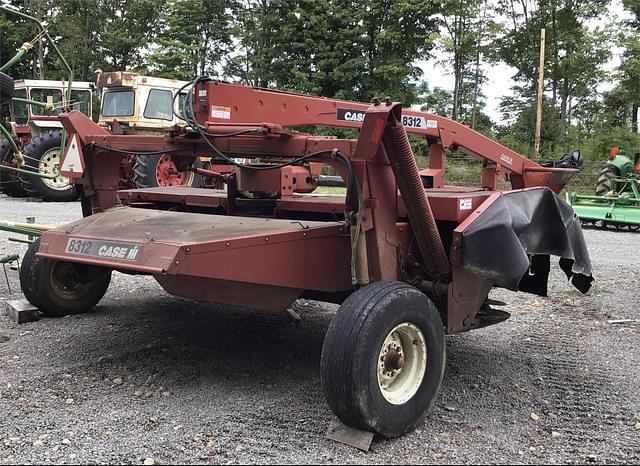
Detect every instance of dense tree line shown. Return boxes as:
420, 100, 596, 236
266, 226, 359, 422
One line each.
0, 0, 638, 160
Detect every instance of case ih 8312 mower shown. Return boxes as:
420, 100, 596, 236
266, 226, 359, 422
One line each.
19, 77, 593, 438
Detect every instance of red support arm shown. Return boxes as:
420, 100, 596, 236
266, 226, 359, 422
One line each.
195, 81, 577, 191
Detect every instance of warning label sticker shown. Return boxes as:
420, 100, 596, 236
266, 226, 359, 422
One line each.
459, 198, 473, 211
211, 105, 231, 119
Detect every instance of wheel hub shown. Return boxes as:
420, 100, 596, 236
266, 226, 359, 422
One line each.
38, 148, 71, 190
155, 154, 192, 187
377, 322, 427, 405
49, 261, 93, 299
383, 347, 405, 371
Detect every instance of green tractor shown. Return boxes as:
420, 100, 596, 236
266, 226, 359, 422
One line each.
0, 4, 82, 201
568, 147, 640, 231
595, 147, 640, 196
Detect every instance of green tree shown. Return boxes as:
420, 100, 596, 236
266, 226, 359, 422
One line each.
619, 0, 640, 132
53, 0, 103, 81
0, 2, 36, 79
437, 0, 495, 122
226, 0, 439, 105
149, 0, 232, 80
98, 0, 166, 72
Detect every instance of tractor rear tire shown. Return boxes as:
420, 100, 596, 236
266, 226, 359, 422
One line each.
320, 281, 445, 438
19, 238, 112, 317
20, 130, 79, 202
595, 165, 619, 196
0, 72, 13, 105
133, 153, 204, 189
0, 138, 30, 197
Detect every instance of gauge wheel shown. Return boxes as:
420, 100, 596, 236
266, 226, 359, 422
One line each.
19, 237, 112, 317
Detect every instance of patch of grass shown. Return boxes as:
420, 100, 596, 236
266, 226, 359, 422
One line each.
587, 281, 607, 296
314, 186, 346, 195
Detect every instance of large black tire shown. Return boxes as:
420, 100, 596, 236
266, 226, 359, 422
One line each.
19, 238, 112, 317
0, 71, 13, 105
133, 153, 204, 189
0, 138, 30, 197
20, 130, 79, 202
320, 281, 445, 438
595, 165, 619, 196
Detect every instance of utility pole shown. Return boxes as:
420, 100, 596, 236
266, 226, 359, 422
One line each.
534, 28, 546, 155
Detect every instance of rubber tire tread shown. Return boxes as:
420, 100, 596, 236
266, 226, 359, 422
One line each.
20, 130, 79, 201
320, 281, 445, 438
19, 237, 112, 317
133, 153, 204, 189
0, 71, 13, 105
595, 165, 618, 196
0, 138, 30, 197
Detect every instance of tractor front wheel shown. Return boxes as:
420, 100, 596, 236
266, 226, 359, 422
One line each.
19, 238, 112, 317
595, 165, 619, 196
133, 153, 204, 188
20, 130, 79, 201
320, 281, 445, 438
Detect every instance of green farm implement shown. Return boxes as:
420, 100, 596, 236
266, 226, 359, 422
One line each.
0, 219, 51, 291
568, 148, 640, 231
0, 219, 51, 241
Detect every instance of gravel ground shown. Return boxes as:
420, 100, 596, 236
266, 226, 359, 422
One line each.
0, 195, 638, 465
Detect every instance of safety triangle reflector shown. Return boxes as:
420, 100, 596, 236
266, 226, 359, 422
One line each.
60, 134, 84, 178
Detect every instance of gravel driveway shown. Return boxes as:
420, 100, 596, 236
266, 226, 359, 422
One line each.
0, 195, 638, 465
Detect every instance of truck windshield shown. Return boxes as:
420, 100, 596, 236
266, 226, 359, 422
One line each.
101, 90, 135, 117
30, 88, 62, 116
71, 90, 92, 117
12, 89, 28, 124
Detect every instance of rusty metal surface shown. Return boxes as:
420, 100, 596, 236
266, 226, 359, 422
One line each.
381, 105, 450, 277
49, 84, 592, 334
117, 187, 228, 209
48, 206, 341, 246
95, 71, 138, 88
194, 81, 578, 192
38, 207, 352, 295
154, 276, 302, 313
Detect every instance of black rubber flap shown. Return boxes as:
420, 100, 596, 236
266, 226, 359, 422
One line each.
460, 188, 593, 296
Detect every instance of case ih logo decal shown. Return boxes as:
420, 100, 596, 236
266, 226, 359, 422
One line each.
65, 238, 142, 261
337, 108, 366, 123
500, 154, 513, 165
337, 108, 430, 129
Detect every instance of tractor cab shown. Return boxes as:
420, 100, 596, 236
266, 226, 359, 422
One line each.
9, 79, 93, 142
1, 79, 93, 201
96, 72, 188, 133
95, 72, 203, 189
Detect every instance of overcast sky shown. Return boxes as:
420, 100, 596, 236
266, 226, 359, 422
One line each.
416, 0, 631, 125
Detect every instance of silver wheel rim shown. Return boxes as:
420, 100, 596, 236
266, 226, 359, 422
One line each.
377, 322, 427, 405
38, 148, 71, 190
